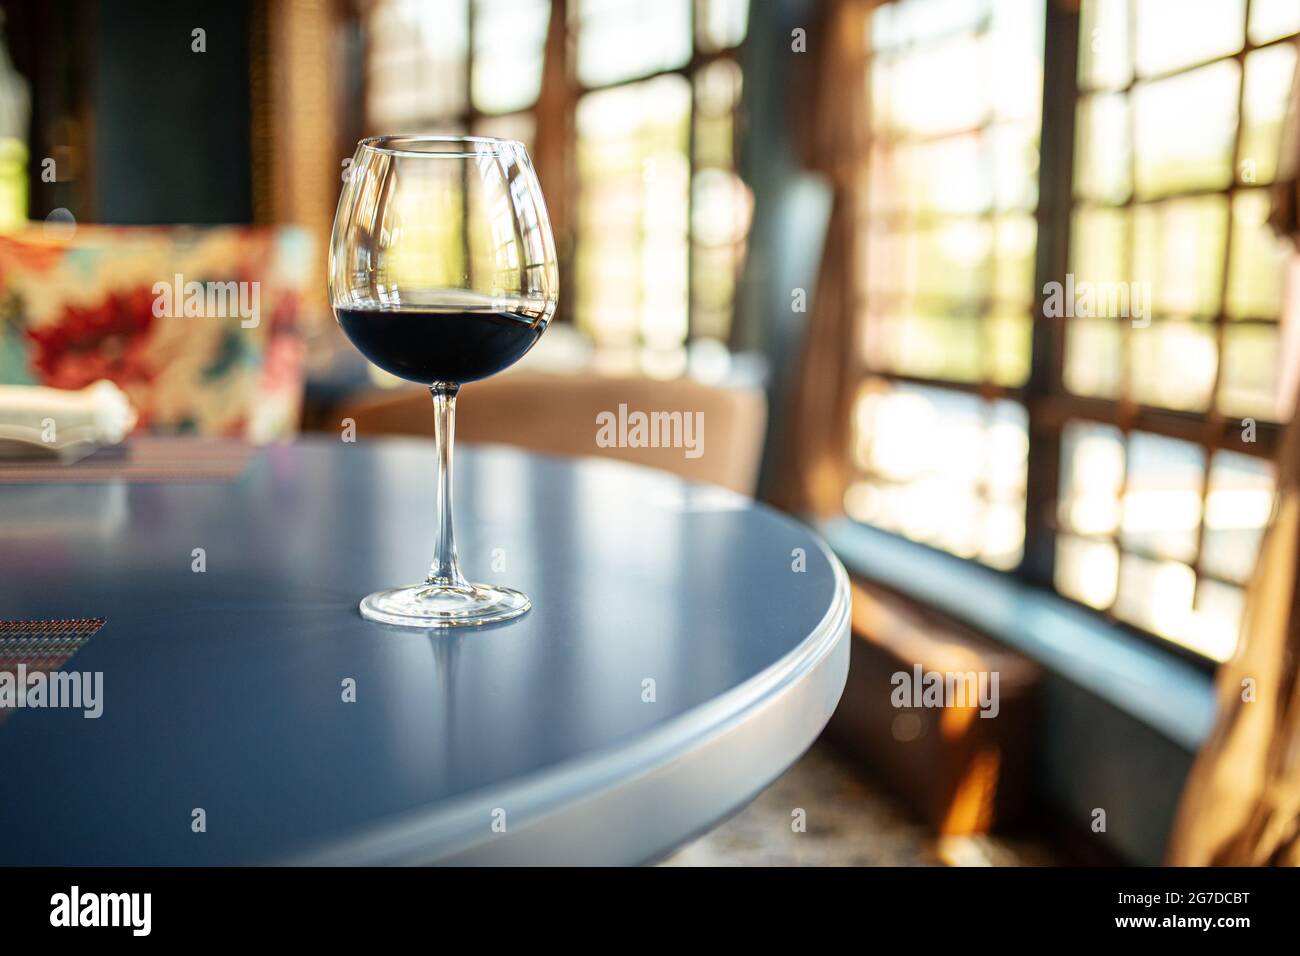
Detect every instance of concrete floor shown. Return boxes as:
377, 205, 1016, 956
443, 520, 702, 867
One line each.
661, 740, 1063, 867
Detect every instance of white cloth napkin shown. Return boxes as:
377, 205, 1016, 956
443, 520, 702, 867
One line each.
0, 380, 138, 452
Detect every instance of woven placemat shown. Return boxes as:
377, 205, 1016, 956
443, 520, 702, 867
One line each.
0, 619, 105, 723
0, 437, 254, 483
0, 618, 105, 672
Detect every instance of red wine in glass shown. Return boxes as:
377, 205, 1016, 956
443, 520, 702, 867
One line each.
336, 302, 544, 386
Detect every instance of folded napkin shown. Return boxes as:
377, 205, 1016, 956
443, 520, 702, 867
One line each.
0, 380, 138, 456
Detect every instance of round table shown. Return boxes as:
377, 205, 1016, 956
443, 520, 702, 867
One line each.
0, 438, 849, 865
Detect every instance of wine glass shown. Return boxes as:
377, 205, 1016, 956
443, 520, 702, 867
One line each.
329, 135, 558, 627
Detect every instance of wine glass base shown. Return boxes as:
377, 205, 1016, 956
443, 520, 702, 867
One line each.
359, 583, 531, 628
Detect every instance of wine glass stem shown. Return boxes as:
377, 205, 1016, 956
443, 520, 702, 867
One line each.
427, 383, 468, 589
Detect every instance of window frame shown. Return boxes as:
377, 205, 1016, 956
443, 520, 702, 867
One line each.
359, 0, 751, 343
850, 0, 1291, 668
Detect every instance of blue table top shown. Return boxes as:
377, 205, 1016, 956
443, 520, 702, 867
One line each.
0, 438, 849, 865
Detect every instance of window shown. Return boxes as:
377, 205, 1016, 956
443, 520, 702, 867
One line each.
850, 0, 1045, 570
366, 0, 472, 132
363, 0, 753, 369
573, 0, 752, 373
851, 0, 1298, 662
366, 0, 549, 145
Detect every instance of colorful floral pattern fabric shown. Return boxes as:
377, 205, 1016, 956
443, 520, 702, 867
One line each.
0, 224, 312, 441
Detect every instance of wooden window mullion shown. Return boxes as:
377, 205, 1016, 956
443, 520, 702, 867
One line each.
1022, 0, 1081, 590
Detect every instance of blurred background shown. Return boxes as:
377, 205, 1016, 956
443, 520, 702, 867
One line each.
2, 0, 1299, 866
